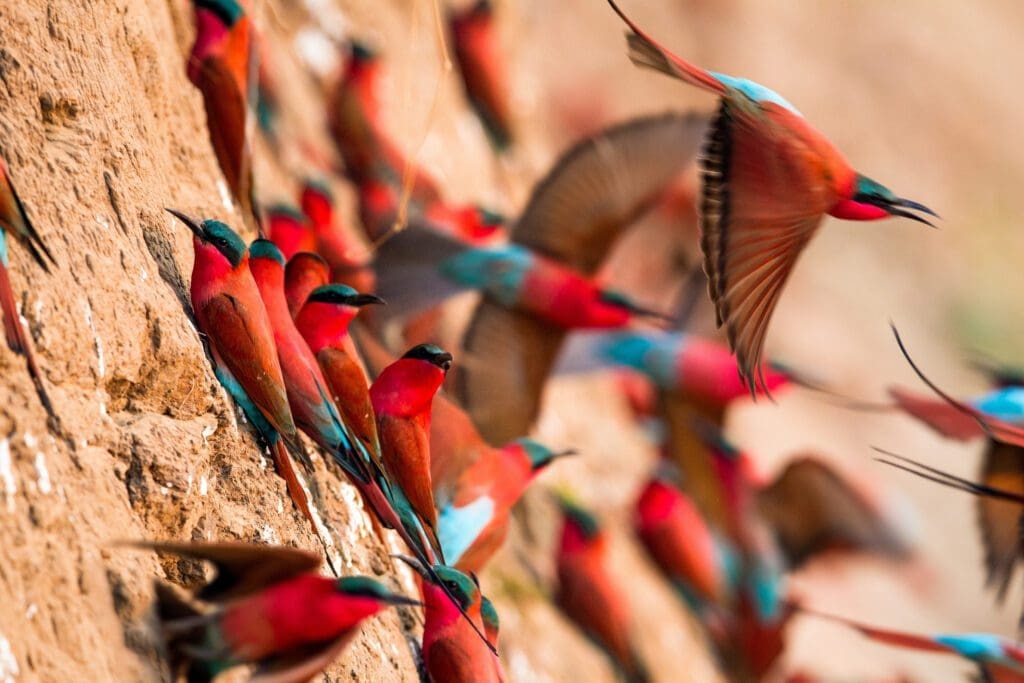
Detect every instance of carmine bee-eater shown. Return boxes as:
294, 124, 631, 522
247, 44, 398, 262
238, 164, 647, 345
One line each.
0, 155, 56, 415
295, 285, 385, 464
186, 0, 260, 231
396, 556, 505, 682
802, 608, 1024, 682
555, 496, 650, 683
607, 0, 937, 392
328, 41, 441, 203
374, 112, 707, 444
299, 180, 375, 292
249, 242, 442, 568
267, 205, 317, 262
634, 462, 738, 617
449, 0, 514, 152
283, 251, 329, 317
437, 437, 571, 573
168, 210, 314, 524
134, 541, 419, 683
370, 344, 453, 562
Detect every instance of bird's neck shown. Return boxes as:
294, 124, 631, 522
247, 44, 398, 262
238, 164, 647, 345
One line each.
295, 303, 355, 353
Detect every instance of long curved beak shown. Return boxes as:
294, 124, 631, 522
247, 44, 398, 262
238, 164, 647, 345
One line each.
166, 208, 203, 237
392, 553, 429, 579
886, 197, 939, 228
381, 592, 424, 607
554, 448, 578, 459
348, 293, 386, 308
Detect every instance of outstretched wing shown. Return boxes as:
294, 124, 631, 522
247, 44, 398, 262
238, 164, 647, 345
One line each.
456, 301, 565, 445
131, 541, 321, 602
701, 100, 830, 393
756, 457, 909, 568
513, 111, 708, 275
976, 441, 1024, 601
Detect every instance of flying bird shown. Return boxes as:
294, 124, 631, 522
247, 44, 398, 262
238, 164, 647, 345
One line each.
0, 155, 56, 415
607, 0, 937, 392
375, 112, 708, 444
135, 541, 418, 683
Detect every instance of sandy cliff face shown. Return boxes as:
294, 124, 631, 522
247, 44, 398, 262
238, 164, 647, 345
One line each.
2, 1, 1023, 682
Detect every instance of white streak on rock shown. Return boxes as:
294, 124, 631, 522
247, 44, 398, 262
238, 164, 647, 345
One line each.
34, 454, 51, 495
0, 634, 18, 682
216, 180, 233, 212
0, 441, 15, 513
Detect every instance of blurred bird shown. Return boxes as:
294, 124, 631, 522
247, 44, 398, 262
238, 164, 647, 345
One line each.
375, 112, 708, 444
634, 463, 738, 619
370, 344, 453, 562
607, 0, 937, 392
136, 541, 418, 683
554, 496, 650, 683
299, 180, 375, 292
328, 41, 441, 203
0, 155, 55, 415
449, 0, 514, 151
168, 210, 314, 525
283, 251, 329, 317
267, 205, 316, 261
186, 0, 260, 231
803, 608, 1024, 682
437, 436, 571, 573
397, 556, 505, 682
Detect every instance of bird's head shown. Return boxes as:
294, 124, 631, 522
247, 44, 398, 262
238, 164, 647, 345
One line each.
831, 174, 937, 226
301, 180, 335, 229
167, 209, 247, 270
512, 438, 576, 473
248, 238, 286, 268
349, 40, 378, 64
193, 0, 243, 26
403, 343, 454, 373
554, 493, 602, 548
308, 284, 386, 311
335, 576, 422, 607
480, 595, 500, 643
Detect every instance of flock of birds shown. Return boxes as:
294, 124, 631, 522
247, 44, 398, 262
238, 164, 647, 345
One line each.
3, 0, 1024, 681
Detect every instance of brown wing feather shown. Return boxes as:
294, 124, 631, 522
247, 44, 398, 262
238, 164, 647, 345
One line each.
131, 541, 321, 603
513, 112, 708, 274
456, 300, 565, 445
701, 100, 827, 391
976, 440, 1024, 600
198, 57, 253, 215
756, 457, 909, 568
249, 630, 360, 683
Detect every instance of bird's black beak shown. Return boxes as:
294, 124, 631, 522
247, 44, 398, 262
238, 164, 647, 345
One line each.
166, 208, 204, 237
554, 448, 578, 459
881, 197, 939, 228
392, 554, 429, 580
437, 353, 454, 372
348, 293, 386, 308
381, 591, 424, 608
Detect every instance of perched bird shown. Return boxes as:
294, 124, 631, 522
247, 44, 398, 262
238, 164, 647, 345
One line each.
186, 0, 260, 231
633, 463, 738, 617
299, 180, 374, 292
607, 0, 936, 391
375, 112, 708, 443
481, 595, 501, 649
0, 155, 55, 415
554, 496, 649, 683
437, 436, 571, 573
283, 251, 329, 317
370, 344, 453, 562
397, 556, 504, 682
803, 608, 1024, 682
295, 284, 384, 464
267, 205, 316, 262
328, 41, 440, 203
136, 541, 418, 683
169, 210, 313, 523
449, 0, 514, 151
